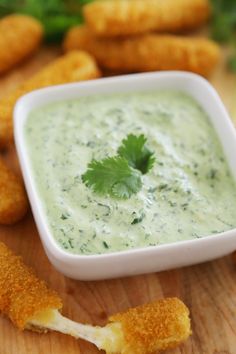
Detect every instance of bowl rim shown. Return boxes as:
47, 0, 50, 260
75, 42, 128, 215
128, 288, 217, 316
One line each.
13, 71, 236, 275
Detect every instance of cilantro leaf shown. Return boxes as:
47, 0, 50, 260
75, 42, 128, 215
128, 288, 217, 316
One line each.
82, 156, 142, 199
118, 134, 155, 174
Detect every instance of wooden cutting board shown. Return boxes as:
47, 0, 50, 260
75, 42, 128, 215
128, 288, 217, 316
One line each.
0, 46, 236, 354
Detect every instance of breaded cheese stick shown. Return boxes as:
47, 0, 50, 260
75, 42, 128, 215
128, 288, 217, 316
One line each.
83, 0, 210, 37
0, 242, 62, 329
63, 26, 220, 76
0, 242, 190, 352
107, 297, 191, 353
31, 297, 191, 353
0, 159, 28, 225
0, 51, 101, 149
0, 14, 43, 74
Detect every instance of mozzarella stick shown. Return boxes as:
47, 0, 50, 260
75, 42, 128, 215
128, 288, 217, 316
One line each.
107, 297, 191, 353
0, 242, 190, 352
31, 297, 191, 353
63, 26, 220, 76
0, 51, 101, 149
0, 242, 62, 329
0, 159, 28, 225
0, 14, 43, 74
83, 0, 210, 37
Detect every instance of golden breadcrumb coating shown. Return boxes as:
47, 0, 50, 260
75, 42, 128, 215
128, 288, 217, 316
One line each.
0, 14, 43, 74
0, 158, 28, 225
83, 0, 210, 37
0, 50, 101, 148
63, 26, 220, 76
110, 297, 191, 354
0, 242, 62, 329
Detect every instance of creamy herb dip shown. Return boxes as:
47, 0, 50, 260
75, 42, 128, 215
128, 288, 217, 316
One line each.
25, 91, 236, 255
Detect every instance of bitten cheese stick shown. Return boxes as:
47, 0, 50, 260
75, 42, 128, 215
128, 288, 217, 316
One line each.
0, 242, 62, 329
63, 26, 220, 76
0, 159, 28, 225
0, 51, 101, 148
83, 0, 210, 37
0, 242, 191, 352
31, 297, 191, 353
0, 14, 43, 74
107, 297, 191, 353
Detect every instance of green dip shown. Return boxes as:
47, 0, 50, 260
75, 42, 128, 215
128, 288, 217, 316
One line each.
24, 91, 236, 255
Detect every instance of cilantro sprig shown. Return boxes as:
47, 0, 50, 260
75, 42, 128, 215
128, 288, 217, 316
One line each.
82, 134, 155, 199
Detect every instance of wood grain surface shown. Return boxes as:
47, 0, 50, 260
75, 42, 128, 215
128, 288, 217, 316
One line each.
0, 45, 236, 354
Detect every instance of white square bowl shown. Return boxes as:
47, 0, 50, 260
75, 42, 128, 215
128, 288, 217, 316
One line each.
14, 71, 236, 280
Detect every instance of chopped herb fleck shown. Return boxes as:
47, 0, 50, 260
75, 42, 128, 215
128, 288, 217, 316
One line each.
103, 241, 109, 249
158, 183, 168, 191
131, 212, 145, 225
60, 213, 70, 220
148, 186, 158, 193
208, 168, 218, 179
97, 202, 111, 216
68, 239, 74, 248
60, 214, 68, 220
181, 203, 189, 210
